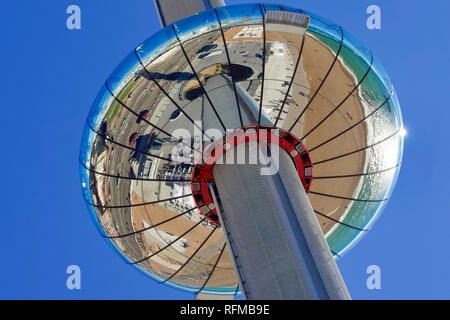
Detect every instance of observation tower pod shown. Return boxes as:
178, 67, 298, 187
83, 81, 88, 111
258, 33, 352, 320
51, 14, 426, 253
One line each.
79, 1, 404, 299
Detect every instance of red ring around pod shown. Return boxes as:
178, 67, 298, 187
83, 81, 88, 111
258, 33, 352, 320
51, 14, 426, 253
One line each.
191, 126, 313, 227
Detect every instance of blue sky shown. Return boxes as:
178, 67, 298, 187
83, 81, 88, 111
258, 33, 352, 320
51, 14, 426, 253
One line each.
1, 0, 449, 299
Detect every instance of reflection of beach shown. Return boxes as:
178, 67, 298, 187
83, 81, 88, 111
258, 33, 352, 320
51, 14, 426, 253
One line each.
130, 193, 237, 288
142, 221, 188, 270
283, 34, 368, 236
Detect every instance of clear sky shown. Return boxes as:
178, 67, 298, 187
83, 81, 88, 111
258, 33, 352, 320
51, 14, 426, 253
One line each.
1, 0, 449, 299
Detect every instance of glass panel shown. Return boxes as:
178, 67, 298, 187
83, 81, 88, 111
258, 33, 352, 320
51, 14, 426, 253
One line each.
321, 176, 396, 255
136, 27, 178, 68
79, 145, 108, 237
279, 27, 342, 133
276, 4, 306, 15
85, 203, 108, 237
298, 12, 343, 112
79, 121, 94, 169
108, 233, 149, 265
304, 10, 342, 43
98, 53, 198, 168
280, 83, 335, 137
389, 89, 404, 132
174, 9, 220, 43
274, 82, 311, 130
134, 212, 227, 288
315, 33, 372, 107
140, 45, 205, 144
101, 57, 181, 162
314, 131, 402, 250
342, 29, 373, 69
215, 5, 265, 127
196, 244, 239, 295
136, 245, 193, 284
106, 51, 143, 99
371, 54, 394, 95
139, 183, 223, 268
86, 84, 115, 130
139, 180, 194, 209
262, 6, 310, 125
180, 27, 250, 130
305, 104, 370, 159
261, 3, 282, 12
167, 232, 235, 290
216, 3, 263, 28
297, 63, 397, 156
327, 223, 361, 258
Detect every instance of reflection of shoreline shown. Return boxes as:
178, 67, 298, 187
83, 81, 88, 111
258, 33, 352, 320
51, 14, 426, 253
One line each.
302, 33, 368, 240
311, 33, 390, 255
310, 32, 370, 238
332, 55, 372, 239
